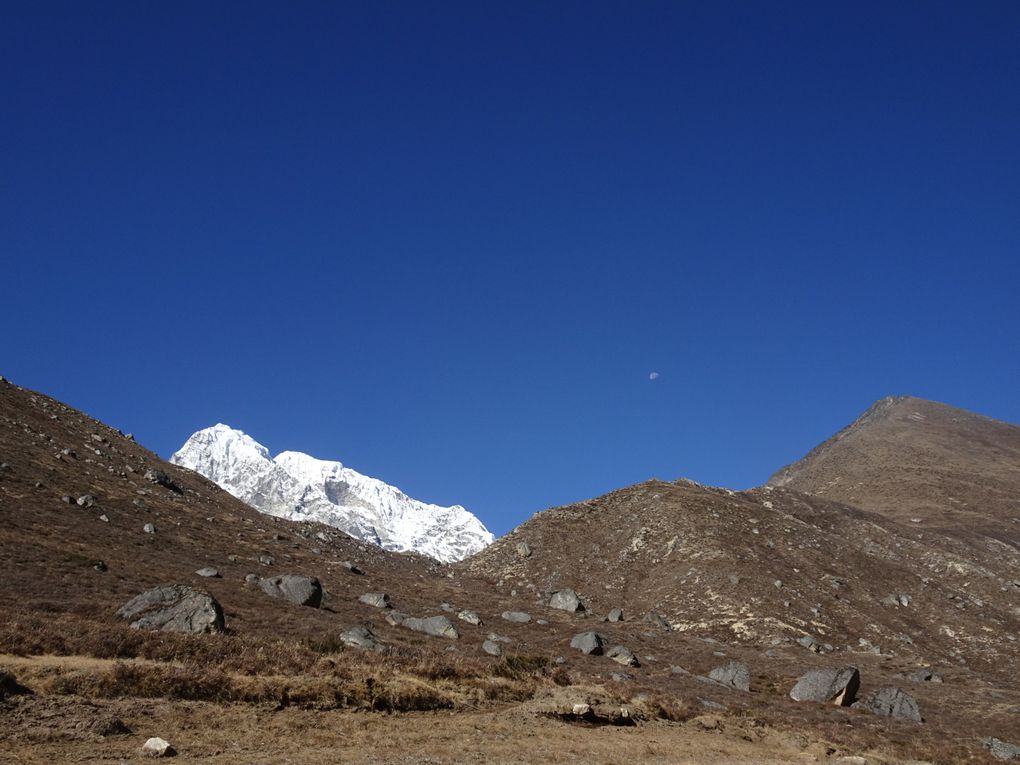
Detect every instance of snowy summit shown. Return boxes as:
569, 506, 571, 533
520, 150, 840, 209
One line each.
170, 424, 493, 562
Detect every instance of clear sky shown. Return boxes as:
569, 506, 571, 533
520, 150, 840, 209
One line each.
3, 2, 1018, 536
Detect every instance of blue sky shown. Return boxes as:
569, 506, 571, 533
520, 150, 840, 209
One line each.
3, 2, 1018, 536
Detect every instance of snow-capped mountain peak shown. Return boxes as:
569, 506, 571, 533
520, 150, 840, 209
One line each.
170, 425, 493, 562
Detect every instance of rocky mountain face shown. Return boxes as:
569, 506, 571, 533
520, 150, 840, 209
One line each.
170, 424, 493, 563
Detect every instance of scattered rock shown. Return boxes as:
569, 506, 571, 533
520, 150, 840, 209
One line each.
984, 737, 1020, 761
144, 468, 181, 493
708, 661, 750, 691
195, 567, 220, 578
789, 667, 860, 706
98, 514, 109, 523
797, 634, 833, 653
76, 494, 95, 507
457, 609, 482, 625
903, 668, 943, 683
93, 560, 108, 572
143, 523, 156, 534
258, 554, 274, 566
570, 631, 607, 656
341, 561, 365, 575
515, 541, 532, 558
606, 645, 640, 667
549, 588, 584, 612
61, 495, 72, 504
882, 592, 912, 607
359, 592, 391, 608
401, 615, 459, 640
641, 611, 672, 631
340, 624, 386, 652
385, 610, 407, 626
141, 736, 176, 757
855, 687, 922, 722
610, 671, 633, 682
482, 639, 503, 656
487, 633, 512, 643
501, 610, 531, 623
604, 608, 624, 622
259, 575, 323, 607
117, 585, 224, 634
244, 574, 259, 585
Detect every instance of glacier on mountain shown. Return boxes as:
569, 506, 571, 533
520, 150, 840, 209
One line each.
170, 424, 493, 562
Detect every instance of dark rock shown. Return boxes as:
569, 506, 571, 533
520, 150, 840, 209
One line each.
549, 588, 584, 612
570, 631, 608, 655
984, 737, 1020, 761
93, 560, 108, 572
606, 645, 640, 667
501, 610, 531, 623
855, 687, 922, 722
117, 585, 224, 634
0, 671, 31, 700
340, 624, 386, 652
259, 575, 322, 607
401, 615, 459, 639
789, 667, 860, 706
709, 661, 751, 691
359, 592, 391, 608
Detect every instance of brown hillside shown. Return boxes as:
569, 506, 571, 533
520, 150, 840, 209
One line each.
769, 396, 1020, 535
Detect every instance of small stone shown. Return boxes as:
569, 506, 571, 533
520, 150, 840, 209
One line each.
341, 561, 365, 575
258, 554, 274, 566
76, 494, 95, 507
141, 736, 175, 757
457, 609, 482, 625
244, 574, 259, 585
606, 645, 639, 667
482, 639, 502, 656
515, 541, 532, 558
604, 607, 624, 622
195, 567, 220, 578
61, 495, 72, 504
143, 523, 156, 534
501, 611, 531, 623
98, 514, 109, 523
359, 592, 391, 608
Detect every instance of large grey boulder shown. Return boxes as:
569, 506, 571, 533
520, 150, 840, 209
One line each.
117, 585, 224, 634
402, 615, 459, 640
855, 687, 922, 722
549, 589, 584, 613
340, 624, 386, 653
984, 738, 1020, 761
501, 610, 531, 623
606, 645, 639, 667
709, 661, 751, 692
789, 667, 860, 706
259, 575, 322, 607
359, 592, 391, 608
570, 631, 608, 656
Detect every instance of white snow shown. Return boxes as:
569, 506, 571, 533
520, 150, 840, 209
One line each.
170, 424, 493, 562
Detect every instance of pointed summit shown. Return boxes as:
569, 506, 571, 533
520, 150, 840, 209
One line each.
768, 396, 1020, 530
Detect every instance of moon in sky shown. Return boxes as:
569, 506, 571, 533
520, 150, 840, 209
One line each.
649, 372, 660, 380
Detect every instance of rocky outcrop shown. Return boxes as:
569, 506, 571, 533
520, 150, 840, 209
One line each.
709, 661, 750, 692
401, 615, 459, 640
117, 585, 224, 634
340, 624, 386, 652
855, 687, 922, 721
